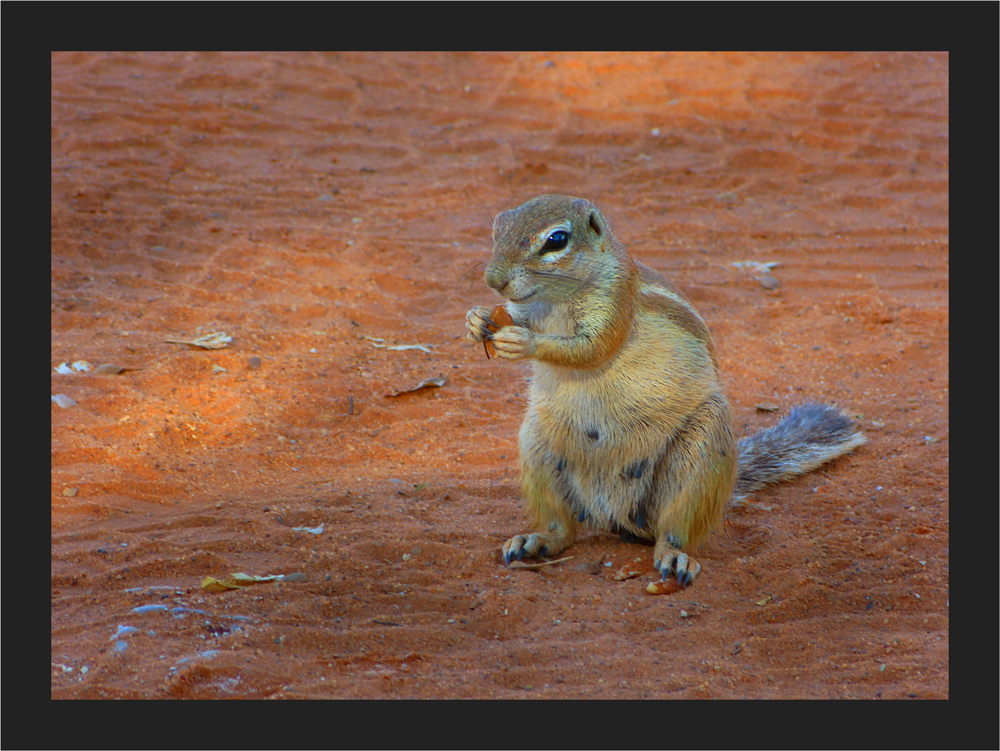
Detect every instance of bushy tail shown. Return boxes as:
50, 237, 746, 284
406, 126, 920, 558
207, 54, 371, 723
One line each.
734, 404, 866, 501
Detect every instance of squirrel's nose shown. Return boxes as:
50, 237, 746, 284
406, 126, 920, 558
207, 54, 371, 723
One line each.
484, 266, 509, 292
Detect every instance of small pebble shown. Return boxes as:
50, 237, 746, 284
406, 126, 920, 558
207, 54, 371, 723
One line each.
247, 356, 262, 370
646, 579, 683, 596
62, 487, 79, 497
759, 274, 781, 290
52, 394, 77, 408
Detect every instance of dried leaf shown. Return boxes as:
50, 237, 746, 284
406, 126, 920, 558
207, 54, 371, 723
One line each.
507, 555, 574, 570
291, 523, 324, 535
385, 376, 447, 397
732, 261, 779, 274
755, 595, 772, 606
165, 332, 233, 349
361, 335, 435, 354
52, 394, 77, 409
755, 402, 781, 412
110, 625, 141, 641
613, 566, 644, 581
386, 344, 435, 353
201, 572, 283, 592
91, 363, 126, 376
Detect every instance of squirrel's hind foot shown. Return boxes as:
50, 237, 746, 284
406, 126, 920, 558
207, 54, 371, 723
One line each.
654, 542, 702, 587
502, 527, 572, 566
502, 533, 552, 565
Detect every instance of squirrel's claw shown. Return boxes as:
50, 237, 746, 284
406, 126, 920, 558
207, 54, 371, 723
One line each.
502, 533, 550, 565
656, 550, 701, 587
465, 306, 495, 343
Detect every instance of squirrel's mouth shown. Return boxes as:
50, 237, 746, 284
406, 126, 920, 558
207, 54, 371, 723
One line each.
507, 290, 536, 304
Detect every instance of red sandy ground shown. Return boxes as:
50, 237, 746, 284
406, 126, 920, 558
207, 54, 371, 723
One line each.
51, 52, 948, 700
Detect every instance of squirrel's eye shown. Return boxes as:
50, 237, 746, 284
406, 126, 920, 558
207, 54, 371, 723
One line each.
540, 230, 569, 254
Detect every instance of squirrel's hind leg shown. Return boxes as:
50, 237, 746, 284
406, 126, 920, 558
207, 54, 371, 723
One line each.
650, 394, 737, 585
502, 425, 578, 565
501, 472, 577, 564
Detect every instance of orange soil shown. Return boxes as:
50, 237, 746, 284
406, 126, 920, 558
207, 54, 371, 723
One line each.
51, 52, 948, 700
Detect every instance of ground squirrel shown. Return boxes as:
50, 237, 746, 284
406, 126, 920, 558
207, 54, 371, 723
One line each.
465, 194, 866, 586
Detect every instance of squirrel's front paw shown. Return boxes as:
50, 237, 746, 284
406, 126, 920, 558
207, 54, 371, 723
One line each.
490, 325, 535, 360
465, 306, 494, 342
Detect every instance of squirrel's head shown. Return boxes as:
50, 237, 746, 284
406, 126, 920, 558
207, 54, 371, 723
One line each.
484, 194, 629, 303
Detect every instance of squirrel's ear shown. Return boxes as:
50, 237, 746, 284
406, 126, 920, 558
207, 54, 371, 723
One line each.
588, 210, 603, 237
